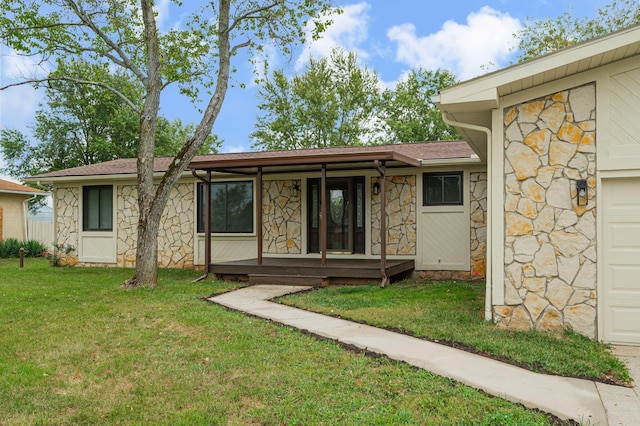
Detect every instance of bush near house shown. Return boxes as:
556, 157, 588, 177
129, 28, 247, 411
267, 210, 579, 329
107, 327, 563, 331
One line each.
0, 239, 46, 258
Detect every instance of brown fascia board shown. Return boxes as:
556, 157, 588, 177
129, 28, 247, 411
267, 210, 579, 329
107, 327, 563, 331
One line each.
390, 151, 422, 167
0, 188, 48, 196
189, 150, 421, 171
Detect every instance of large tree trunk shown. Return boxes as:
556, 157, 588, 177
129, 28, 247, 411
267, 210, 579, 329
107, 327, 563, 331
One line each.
124, 0, 164, 288
129, 205, 160, 286
124, 0, 232, 288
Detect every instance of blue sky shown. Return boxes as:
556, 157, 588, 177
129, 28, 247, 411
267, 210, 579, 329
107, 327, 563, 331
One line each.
0, 0, 613, 180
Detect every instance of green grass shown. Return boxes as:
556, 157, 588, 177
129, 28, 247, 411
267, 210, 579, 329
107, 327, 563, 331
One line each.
0, 259, 562, 425
280, 281, 631, 386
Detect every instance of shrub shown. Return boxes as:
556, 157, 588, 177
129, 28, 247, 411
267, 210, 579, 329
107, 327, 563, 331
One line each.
0, 238, 22, 258
23, 240, 47, 257
41, 243, 75, 266
0, 239, 48, 258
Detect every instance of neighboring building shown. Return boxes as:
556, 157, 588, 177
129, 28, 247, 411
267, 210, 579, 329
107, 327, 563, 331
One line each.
0, 178, 47, 241
435, 24, 640, 344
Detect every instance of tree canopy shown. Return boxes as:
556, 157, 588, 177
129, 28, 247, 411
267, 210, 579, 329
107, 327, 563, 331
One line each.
516, 0, 640, 62
252, 48, 458, 150
1, 0, 335, 287
1, 60, 220, 179
252, 48, 384, 150
382, 68, 459, 143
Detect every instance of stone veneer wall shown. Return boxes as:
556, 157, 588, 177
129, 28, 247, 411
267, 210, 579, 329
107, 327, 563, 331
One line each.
117, 185, 137, 267
54, 187, 80, 265
371, 175, 416, 256
495, 84, 597, 338
262, 179, 302, 254
117, 183, 195, 268
470, 172, 488, 278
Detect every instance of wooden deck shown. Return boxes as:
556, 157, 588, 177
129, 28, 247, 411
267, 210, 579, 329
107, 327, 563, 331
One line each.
209, 257, 415, 286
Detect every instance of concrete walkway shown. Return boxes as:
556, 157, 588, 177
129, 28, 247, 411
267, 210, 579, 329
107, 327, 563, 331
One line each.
209, 285, 640, 425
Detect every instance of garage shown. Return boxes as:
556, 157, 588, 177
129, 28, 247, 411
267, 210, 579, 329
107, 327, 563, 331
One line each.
602, 177, 640, 344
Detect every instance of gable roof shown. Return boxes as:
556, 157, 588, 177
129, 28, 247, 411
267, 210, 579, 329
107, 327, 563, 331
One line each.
435, 24, 640, 159
0, 178, 47, 196
27, 141, 477, 182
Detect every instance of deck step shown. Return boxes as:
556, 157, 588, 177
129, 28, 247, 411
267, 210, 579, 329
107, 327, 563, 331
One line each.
248, 273, 329, 287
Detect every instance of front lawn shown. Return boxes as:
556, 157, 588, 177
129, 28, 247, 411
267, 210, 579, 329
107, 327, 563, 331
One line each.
0, 259, 558, 425
279, 281, 631, 386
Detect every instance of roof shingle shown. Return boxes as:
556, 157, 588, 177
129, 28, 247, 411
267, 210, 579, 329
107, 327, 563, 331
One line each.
29, 141, 476, 180
0, 178, 46, 195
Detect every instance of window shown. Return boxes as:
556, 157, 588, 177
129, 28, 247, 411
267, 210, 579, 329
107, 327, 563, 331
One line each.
197, 181, 254, 233
423, 172, 463, 206
83, 185, 113, 231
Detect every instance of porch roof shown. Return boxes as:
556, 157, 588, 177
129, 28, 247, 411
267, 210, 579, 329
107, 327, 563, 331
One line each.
188, 141, 476, 173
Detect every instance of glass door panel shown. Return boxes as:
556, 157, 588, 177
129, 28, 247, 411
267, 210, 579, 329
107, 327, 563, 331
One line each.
327, 181, 351, 253
307, 177, 364, 254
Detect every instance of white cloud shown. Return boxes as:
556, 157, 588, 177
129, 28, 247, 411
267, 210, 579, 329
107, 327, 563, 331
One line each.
295, 2, 371, 70
220, 143, 248, 154
154, 0, 172, 30
0, 84, 42, 131
250, 43, 280, 87
387, 6, 521, 80
0, 48, 48, 133
2, 47, 50, 80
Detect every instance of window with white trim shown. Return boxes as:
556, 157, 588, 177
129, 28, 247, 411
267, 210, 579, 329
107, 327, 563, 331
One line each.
82, 185, 113, 231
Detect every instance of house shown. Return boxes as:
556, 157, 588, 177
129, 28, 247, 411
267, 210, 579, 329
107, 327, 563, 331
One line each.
26, 23, 640, 344
27, 141, 486, 282
435, 24, 640, 344
0, 178, 47, 241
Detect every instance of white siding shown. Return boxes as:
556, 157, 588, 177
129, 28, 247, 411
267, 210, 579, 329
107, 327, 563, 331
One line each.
610, 67, 640, 147
417, 170, 471, 271
420, 209, 469, 270
80, 233, 117, 263
195, 235, 258, 265
600, 59, 640, 170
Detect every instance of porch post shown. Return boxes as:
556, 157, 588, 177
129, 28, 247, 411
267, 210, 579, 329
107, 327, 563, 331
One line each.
375, 160, 388, 287
257, 167, 263, 266
205, 170, 212, 274
320, 163, 327, 267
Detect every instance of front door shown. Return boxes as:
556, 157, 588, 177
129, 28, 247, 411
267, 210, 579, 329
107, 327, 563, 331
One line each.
308, 177, 365, 254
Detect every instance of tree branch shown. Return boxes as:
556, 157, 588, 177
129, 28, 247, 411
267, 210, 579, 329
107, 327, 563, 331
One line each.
64, 0, 147, 83
227, 1, 279, 34
230, 40, 251, 55
0, 76, 141, 114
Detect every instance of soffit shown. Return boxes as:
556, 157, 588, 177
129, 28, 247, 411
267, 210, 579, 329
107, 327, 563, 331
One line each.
436, 24, 640, 152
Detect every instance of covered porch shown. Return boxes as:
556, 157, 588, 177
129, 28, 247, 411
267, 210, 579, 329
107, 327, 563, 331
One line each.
188, 142, 476, 286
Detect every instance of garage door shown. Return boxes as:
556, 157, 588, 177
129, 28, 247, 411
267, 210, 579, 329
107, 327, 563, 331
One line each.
602, 177, 640, 344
